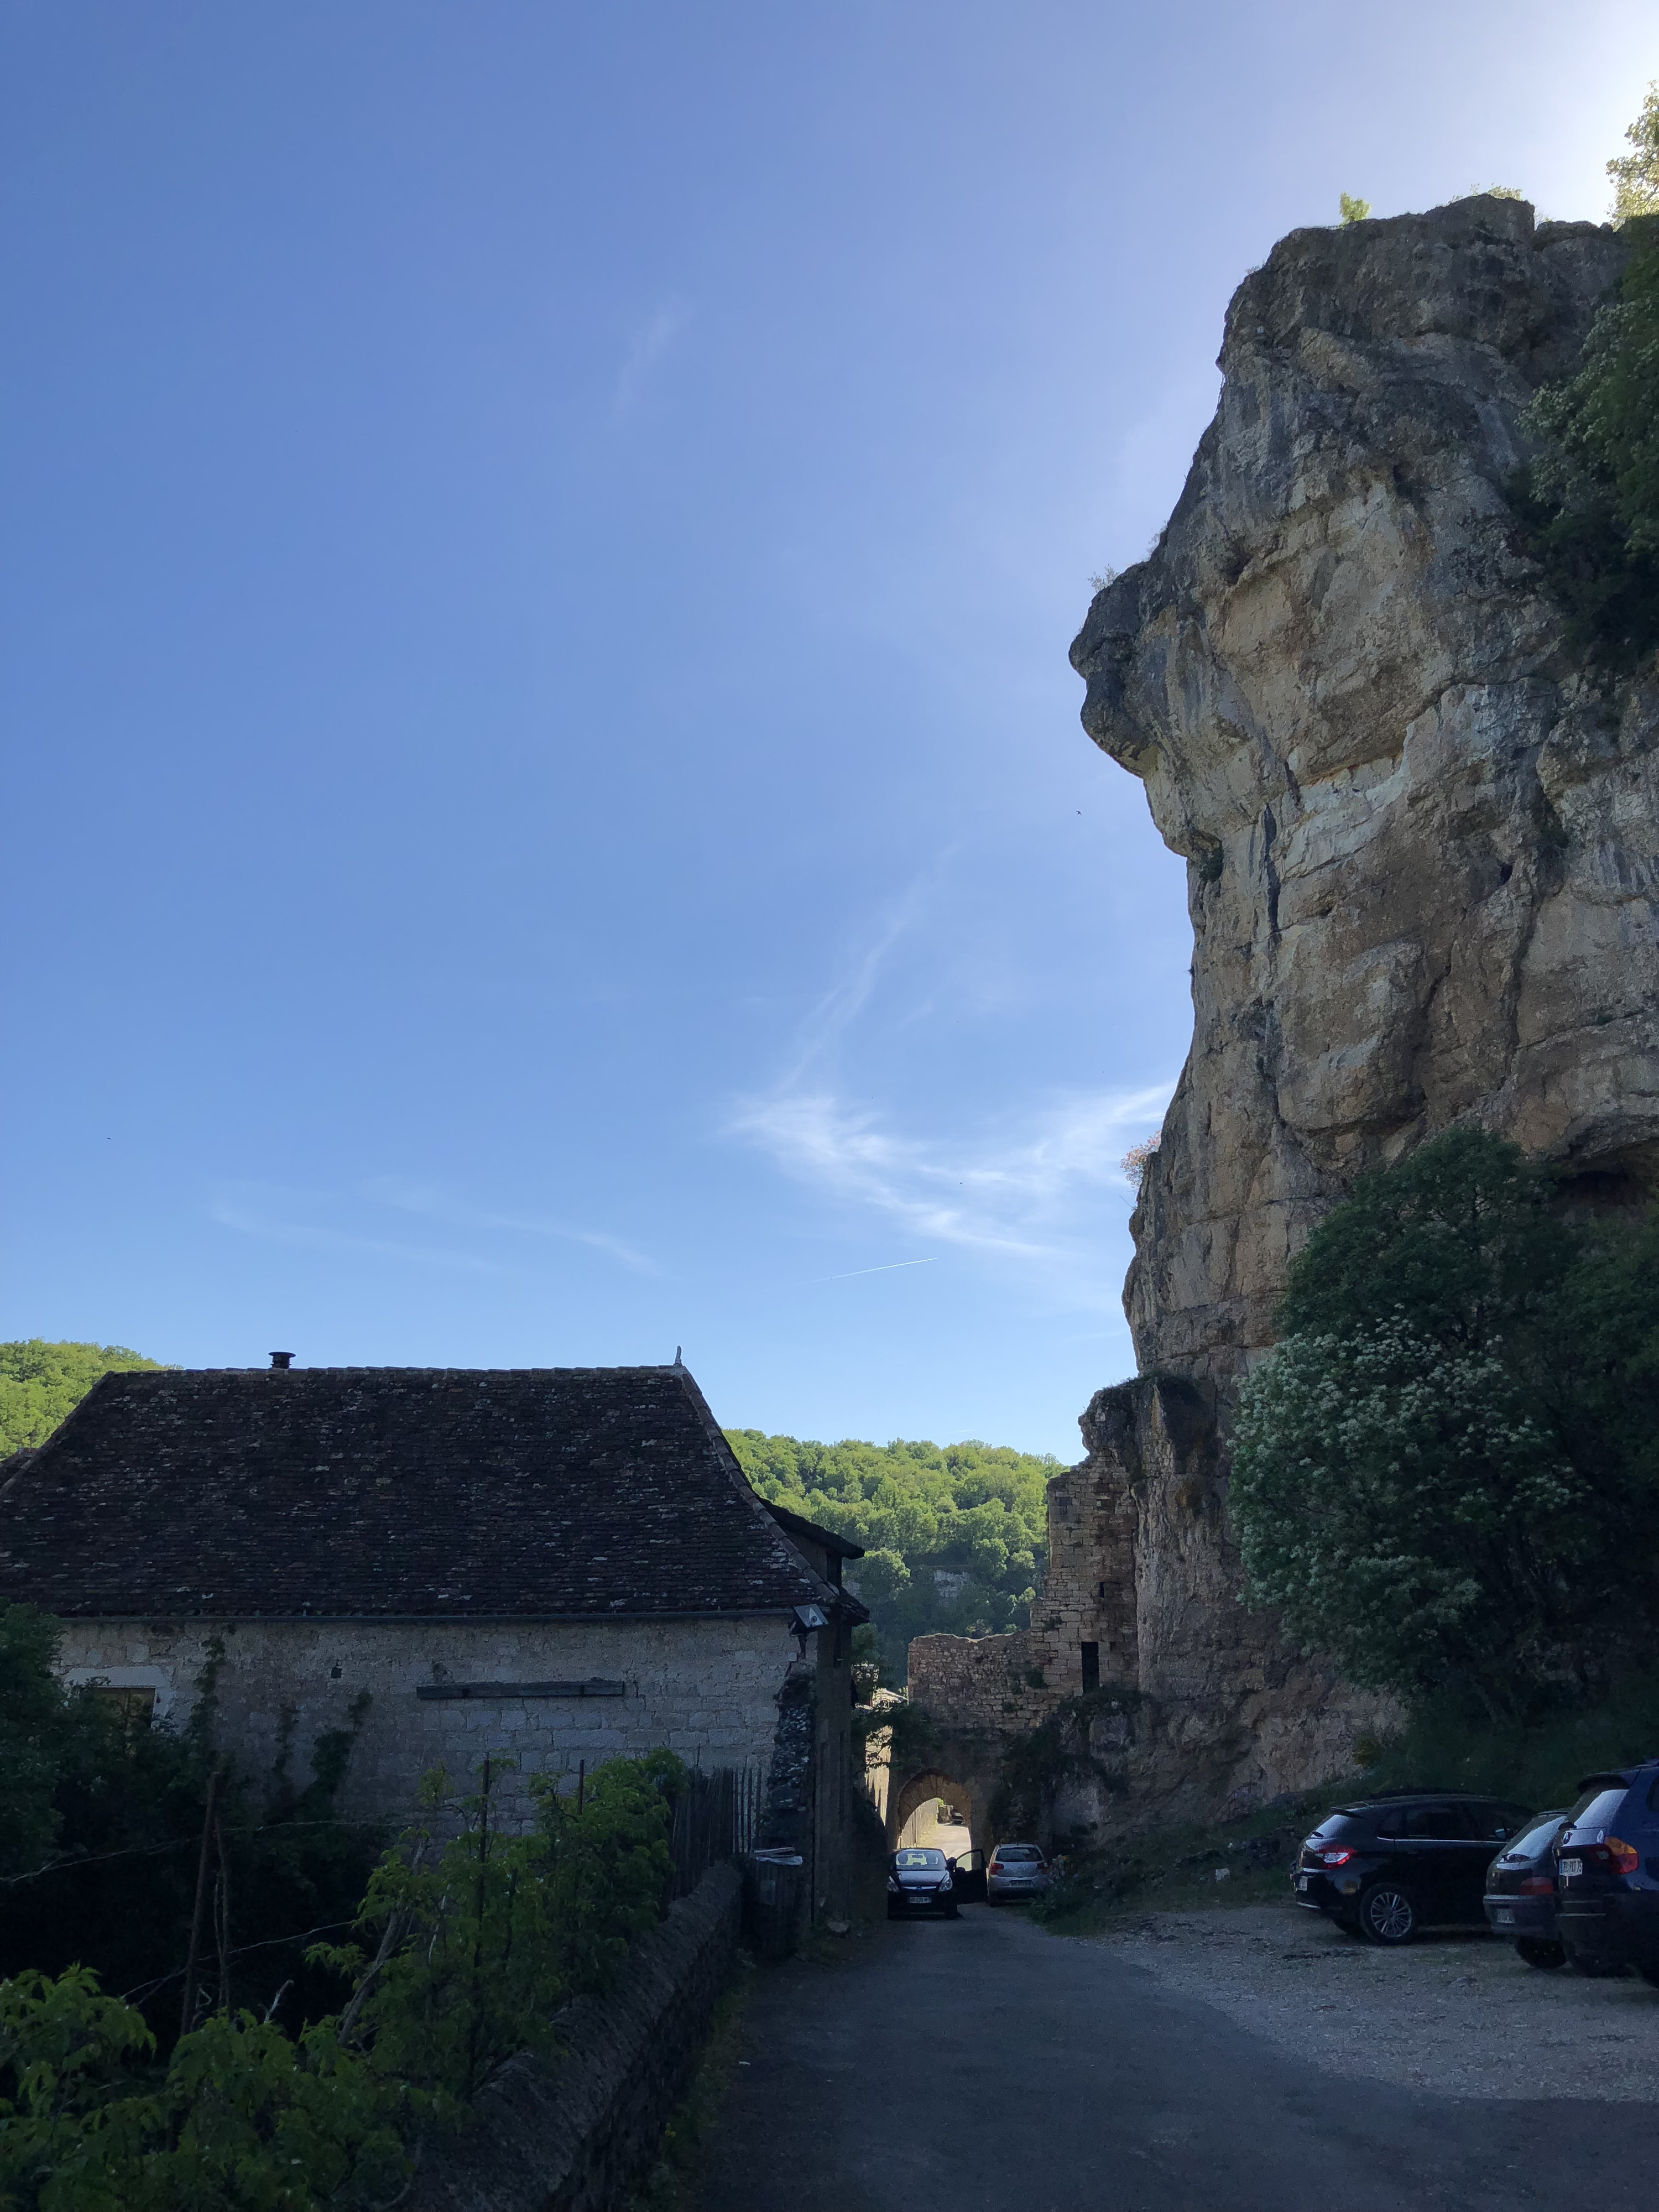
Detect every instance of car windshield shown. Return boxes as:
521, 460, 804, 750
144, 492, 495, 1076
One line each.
1468, 1800, 1534, 1842
995, 1847, 1042, 1863
1564, 1787, 1629, 1837
1506, 1812, 1566, 1856
894, 1849, 946, 1870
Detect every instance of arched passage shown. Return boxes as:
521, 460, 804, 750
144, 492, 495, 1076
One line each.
888, 1767, 975, 1852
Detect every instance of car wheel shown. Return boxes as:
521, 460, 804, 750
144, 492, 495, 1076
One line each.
1358, 1882, 1419, 1945
945, 1903, 961, 1919
1515, 1938, 1566, 1969
886, 1900, 900, 1920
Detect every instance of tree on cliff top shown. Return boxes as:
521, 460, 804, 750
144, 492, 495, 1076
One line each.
1515, 87, 1659, 667
0, 1340, 168, 1458
1232, 1130, 1659, 1719
1608, 80, 1659, 221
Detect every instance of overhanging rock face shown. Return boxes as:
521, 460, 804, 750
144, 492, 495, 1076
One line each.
912, 196, 1658, 1833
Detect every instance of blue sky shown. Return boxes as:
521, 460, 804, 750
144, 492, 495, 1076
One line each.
3, 2, 1654, 1456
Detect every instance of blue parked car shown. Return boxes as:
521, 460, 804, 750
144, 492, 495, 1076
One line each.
1554, 1761, 1659, 1985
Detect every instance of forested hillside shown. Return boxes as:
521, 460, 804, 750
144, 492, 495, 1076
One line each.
724, 1430, 1056, 1681
0, 1340, 168, 1458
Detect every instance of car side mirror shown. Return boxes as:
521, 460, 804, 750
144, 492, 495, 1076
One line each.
946, 1858, 957, 1871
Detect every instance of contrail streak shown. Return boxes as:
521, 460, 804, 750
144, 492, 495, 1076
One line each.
817, 1258, 938, 1281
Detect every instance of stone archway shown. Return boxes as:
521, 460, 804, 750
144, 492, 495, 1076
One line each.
888, 1767, 975, 1851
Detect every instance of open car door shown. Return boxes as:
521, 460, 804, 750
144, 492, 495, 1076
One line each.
949, 1848, 987, 1903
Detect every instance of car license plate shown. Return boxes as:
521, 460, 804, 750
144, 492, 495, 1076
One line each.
1559, 1858, 1582, 1879
1493, 1908, 1514, 1925
1296, 1875, 1310, 1891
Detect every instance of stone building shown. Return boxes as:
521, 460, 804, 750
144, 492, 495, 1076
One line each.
0, 1357, 867, 1922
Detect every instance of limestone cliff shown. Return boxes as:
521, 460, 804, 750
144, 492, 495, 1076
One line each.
907, 196, 1659, 1837
1074, 193, 1653, 1387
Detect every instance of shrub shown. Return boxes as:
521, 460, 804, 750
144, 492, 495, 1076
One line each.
0, 1750, 690, 2209
0, 1611, 384, 2048
0, 1968, 408, 2212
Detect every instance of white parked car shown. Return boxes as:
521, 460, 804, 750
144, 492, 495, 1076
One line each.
987, 1844, 1050, 1904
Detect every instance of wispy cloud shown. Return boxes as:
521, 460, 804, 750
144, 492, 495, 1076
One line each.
611, 299, 689, 418
359, 1178, 662, 1276
212, 1197, 500, 1274
213, 1178, 661, 1279
778, 867, 949, 1087
733, 1082, 1172, 1281
731, 881, 1173, 1298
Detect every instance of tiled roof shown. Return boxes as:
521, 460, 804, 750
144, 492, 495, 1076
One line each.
0, 1364, 848, 1621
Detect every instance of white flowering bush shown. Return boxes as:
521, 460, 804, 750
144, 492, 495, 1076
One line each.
1232, 1321, 1591, 1709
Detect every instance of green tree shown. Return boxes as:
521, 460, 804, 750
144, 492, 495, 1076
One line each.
0, 1608, 385, 2048
724, 1432, 1054, 1680
1338, 192, 1371, 224
1273, 1126, 1570, 1351
1514, 88, 1659, 668
0, 1966, 409, 2212
1232, 1321, 1587, 1713
1608, 80, 1659, 221
0, 1341, 168, 1458
1232, 1130, 1659, 1716
0, 1605, 76, 1878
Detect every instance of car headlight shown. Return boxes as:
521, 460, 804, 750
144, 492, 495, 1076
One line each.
939, 1875, 953, 1891
887, 1877, 900, 1891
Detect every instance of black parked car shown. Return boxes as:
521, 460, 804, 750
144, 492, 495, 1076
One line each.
886, 1846, 959, 1919
1295, 1792, 1532, 1944
1554, 1761, 1659, 1985
1483, 1809, 1569, 1966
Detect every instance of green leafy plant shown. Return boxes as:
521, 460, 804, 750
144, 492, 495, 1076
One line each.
0, 1968, 408, 2212
1338, 192, 1371, 224
1232, 1129, 1659, 1717
0, 1610, 385, 2049
1607, 80, 1658, 222
0, 1750, 690, 2210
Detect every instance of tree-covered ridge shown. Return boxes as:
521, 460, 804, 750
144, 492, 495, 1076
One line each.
0, 1340, 169, 1458
724, 1430, 1056, 1680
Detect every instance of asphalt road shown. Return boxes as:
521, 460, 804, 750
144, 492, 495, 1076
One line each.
697, 1905, 1655, 2212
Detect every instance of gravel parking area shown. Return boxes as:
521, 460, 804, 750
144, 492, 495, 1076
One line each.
1083, 1901, 1659, 2104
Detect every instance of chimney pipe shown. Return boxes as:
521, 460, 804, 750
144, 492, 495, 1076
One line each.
270, 1352, 294, 1370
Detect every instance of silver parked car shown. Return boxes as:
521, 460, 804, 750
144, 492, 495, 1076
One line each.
987, 1843, 1050, 1904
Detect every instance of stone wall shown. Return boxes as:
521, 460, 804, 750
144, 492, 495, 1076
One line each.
909, 1380, 1391, 1840
57, 1615, 800, 1832
408, 1862, 743, 2212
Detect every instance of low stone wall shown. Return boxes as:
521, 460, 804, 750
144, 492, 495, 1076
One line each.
409, 1862, 743, 2212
